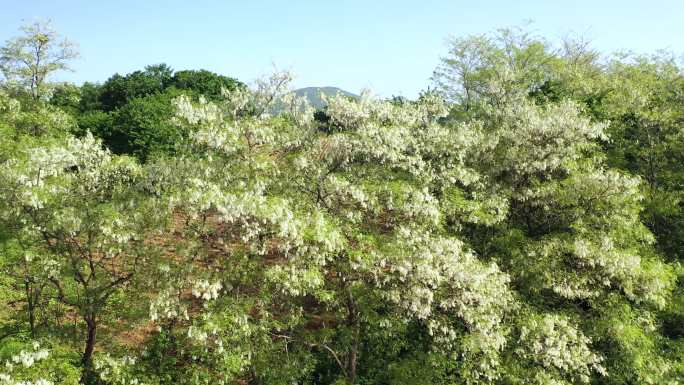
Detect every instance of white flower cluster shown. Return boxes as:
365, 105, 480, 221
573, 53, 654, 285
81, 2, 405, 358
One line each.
323, 90, 373, 129
93, 354, 143, 385
322, 89, 448, 130
149, 287, 188, 322
488, 100, 607, 181
173, 95, 222, 125
192, 279, 223, 301
265, 264, 324, 297
280, 91, 315, 127
0, 90, 21, 118
0, 343, 52, 385
382, 233, 514, 382
517, 314, 606, 383
0, 91, 74, 135
10, 346, 49, 368
3, 133, 111, 210
522, 167, 673, 307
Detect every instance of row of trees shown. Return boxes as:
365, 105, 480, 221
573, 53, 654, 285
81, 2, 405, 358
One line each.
0, 22, 682, 385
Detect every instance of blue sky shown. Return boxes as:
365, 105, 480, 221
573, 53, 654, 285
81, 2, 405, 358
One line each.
1, 0, 683, 97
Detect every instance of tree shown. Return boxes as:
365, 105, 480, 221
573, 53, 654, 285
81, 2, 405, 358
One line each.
0, 133, 166, 383
107, 89, 185, 160
432, 27, 556, 114
77, 82, 103, 112
49, 82, 81, 116
140, 73, 515, 384
0, 20, 78, 101
600, 53, 684, 263
98, 66, 168, 112
81, 66, 245, 161
170, 69, 243, 100
79, 88, 193, 161
149, 69, 672, 384
432, 28, 680, 384
599, 53, 684, 377
0, 87, 73, 138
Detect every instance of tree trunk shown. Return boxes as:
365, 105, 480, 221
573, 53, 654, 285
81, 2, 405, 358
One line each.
24, 279, 36, 338
80, 315, 97, 384
345, 290, 360, 385
347, 334, 359, 385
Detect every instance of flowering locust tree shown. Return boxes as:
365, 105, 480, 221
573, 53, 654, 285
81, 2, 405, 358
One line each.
434, 29, 678, 385
144, 60, 679, 384
0, 130, 166, 382
139, 73, 517, 384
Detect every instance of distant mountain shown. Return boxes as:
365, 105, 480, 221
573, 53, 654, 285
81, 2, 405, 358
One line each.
293, 87, 359, 109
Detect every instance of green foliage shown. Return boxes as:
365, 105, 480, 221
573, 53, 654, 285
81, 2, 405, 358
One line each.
0, 339, 81, 385
0, 20, 79, 101
49, 83, 81, 115
77, 82, 104, 112
170, 69, 242, 100
107, 90, 184, 160
99, 64, 173, 112
72, 65, 244, 161
0, 21, 683, 385
0, 88, 73, 138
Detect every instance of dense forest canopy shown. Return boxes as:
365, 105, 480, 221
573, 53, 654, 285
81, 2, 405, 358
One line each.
0, 21, 682, 385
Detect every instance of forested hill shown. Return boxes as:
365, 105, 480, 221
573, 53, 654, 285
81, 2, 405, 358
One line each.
292, 86, 359, 108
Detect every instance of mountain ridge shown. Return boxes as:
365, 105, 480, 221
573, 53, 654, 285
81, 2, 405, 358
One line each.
292, 86, 359, 109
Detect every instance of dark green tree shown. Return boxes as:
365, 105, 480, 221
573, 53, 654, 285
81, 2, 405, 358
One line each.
170, 69, 242, 100
98, 64, 173, 111
107, 89, 187, 160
